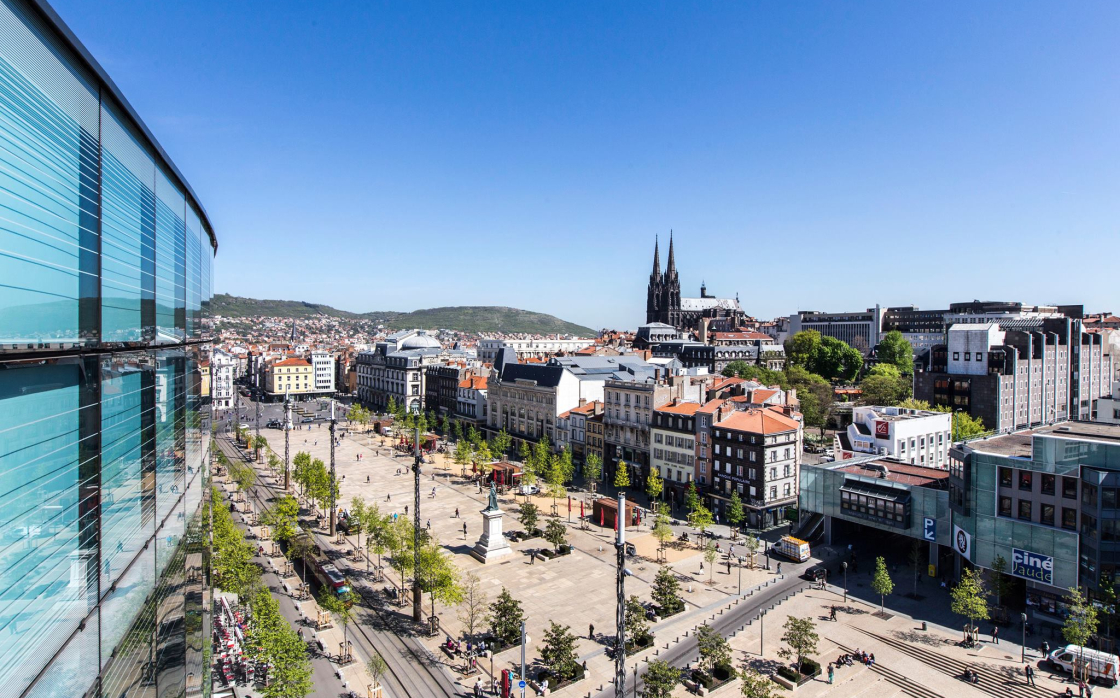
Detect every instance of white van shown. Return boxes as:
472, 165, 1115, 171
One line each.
1047, 644, 1119, 686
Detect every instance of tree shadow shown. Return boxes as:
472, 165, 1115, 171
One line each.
891, 629, 955, 648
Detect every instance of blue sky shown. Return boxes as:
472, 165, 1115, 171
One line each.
53, 1, 1119, 331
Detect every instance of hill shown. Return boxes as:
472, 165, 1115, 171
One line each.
209, 294, 595, 336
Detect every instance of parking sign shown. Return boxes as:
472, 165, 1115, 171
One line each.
923, 517, 936, 542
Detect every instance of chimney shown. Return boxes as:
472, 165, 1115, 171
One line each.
654, 368, 661, 383
578, 398, 586, 407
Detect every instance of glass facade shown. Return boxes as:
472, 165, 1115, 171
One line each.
0, 0, 216, 696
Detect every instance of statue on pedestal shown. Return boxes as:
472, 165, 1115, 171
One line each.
471, 483, 512, 563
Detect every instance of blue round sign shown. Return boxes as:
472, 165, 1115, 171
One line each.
518, 680, 526, 689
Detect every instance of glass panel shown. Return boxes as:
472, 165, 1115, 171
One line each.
155, 351, 184, 526
0, 0, 100, 351
98, 543, 155, 685
154, 168, 184, 343
0, 360, 97, 692
24, 613, 99, 698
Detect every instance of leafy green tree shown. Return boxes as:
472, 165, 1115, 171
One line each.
366, 653, 388, 692
704, 539, 718, 584
689, 504, 713, 546
488, 587, 526, 648
467, 425, 481, 448
583, 452, 603, 493
386, 515, 415, 604
387, 396, 399, 420
696, 623, 733, 676
209, 486, 262, 598
817, 335, 865, 382
743, 532, 759, 568
418, 537, 463, 620
252, 434, 269, 461
244, 586, 313, 698
876, 330, 914, 375
492, 429, 512, 459
349, 496, 367, 549
292, 451, 312, 496
990, 554, 1011, 608
871, 556, 894, 613
652, 503, 673, 560
363, 506, 390, 575
452, 420, 463, 442
867, 363, 902, 380
951, 411, 986, 441
1063, 586, 1100, 681
786, 330, 822, 369
544, 519, 567, 551
646, 469, 663, 503
777, 616, 819, 674
613, 461, 630, 490
726, 491, 744, 538
950, 567, 989, 643
318, 586, 355, 656
722, 361, 788, 388
263, 495, 300, 542
453, 439, 472, 474
518, 439, 530, 462
518, 502, 540, 534
540, 621, 580, 683
625, 595, 651, 645
642, 660, 681, 698
739, 668, 776, 698
858, 372, 910, 406
652, 564, 683, 617
684, 481, 700, 514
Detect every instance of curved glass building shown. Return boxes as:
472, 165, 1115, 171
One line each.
0, 0, 217, 695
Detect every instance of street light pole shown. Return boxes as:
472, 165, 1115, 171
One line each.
413, 421, 422, 624
738, 556, 743, 594
254, 393, 260, 460
329, 401, 337, 536
284, 389, 291, 491
1021, 612, 1027, 664
615, 491, 627, 698
842, 562, 848, 602
760, 610, 765, 656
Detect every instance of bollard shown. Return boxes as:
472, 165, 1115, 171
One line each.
922, 622, 928, 631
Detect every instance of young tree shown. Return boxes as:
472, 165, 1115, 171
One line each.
366, 652, 388, 692
651, 565, 683, 616
364, 508, 390, 577
583, 453, 603, 493
704, 539, 718, 584
645, 469, 663, 504
263, 494, 300, 542
286, 530, 314, 584
418, 538, 463, 620
950, 567, 989, 644
544, 519, 567, 552
990, 554, 1011, 609
951, 411, 986, 441
871, 556, 894, 614
252, 434, 269, 461
739, 668, 776, 698
318, 586, 355, 658
439, 414, 450, 436
453, 439, 472, 476
625, 595, 651, 645
386, 516, 415, 604
452, 419, 463, 443
1063, 586, 1100, 681
726, 491, 745, 539
292, 451, 312, 496
689, 504, 714, 547
613, 460, 630, 490
492, 428, 512, 460
743, 532, 759, 569
457, 572, 488, 643
642, 660, 681, 698
777, 616, 819, 674
540, 621, 581, 684
488, 587, 526, 648
684, 481, 700, 514
696, 623, 733, 676
518, 502, 540, 535
652, 503, 673, 561
518, 439, 530, 462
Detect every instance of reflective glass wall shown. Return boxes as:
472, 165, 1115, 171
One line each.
0, 0, 216, 695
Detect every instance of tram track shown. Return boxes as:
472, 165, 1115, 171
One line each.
217, 436, 461, 697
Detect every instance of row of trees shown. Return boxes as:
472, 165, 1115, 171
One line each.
209, 485, 312, 697
290, 451, 339, 517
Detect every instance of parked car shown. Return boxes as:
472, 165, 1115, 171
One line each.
266, 420, 282, 429
518, 484, 540, 495
300, 416, 314, 423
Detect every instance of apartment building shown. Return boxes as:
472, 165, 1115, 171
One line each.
212, 349, 236, 408
266, 357, 314, 396
652, 401, 701, 505
711, 408, 803, 528
311, 350, 335, 393
844, 405, 953, 468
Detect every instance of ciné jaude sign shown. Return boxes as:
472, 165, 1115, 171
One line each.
1011, 548, 1053, 585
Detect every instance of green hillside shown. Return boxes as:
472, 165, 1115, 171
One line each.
210, 294, 595, 335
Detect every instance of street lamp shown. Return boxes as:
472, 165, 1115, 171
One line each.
737, 556, 744, 594
1021, 612, 1028, 664
329, 400, 338, 536
841, 562, 848, 602
411, 404, 422, 624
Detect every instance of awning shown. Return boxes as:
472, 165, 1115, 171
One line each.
839, 480, 910, 504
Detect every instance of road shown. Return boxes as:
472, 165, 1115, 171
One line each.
217, 436, 463, 697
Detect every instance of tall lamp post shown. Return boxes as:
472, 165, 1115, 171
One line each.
1020, 612, 1027, 664
329, 400, 338, 536
283, 389, 292, 491
254, 393, 260, 460
615, 491, 627, 698
412, 410, 422, 624
841, 561, 848, 602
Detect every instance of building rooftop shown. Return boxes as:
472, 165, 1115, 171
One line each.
715, 408, 799, 435
855, 405, 950, 422
655, 401, 703, 416
965, 421, 1120, 458
836, 458, 950, 488
273, 358, 311, 367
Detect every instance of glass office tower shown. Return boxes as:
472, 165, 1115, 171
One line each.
0, 0, 217, 695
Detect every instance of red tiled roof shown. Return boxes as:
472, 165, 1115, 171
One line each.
570, 400, 602, 415
655, 401, 702, 416
716, 408, 800, 434
752, 389, 778, 403
698, 399, 726, 415
710, 377, 744, 391
274, 358, 311, 367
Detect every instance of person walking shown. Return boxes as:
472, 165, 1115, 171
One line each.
991, 626, 999, 644
827, 663, 834, 684
1024, 664, 1036, 686
589, 623, 595, 640
777, 562, 783, 575
1079, 679, 1086, 697
455, 507, 460, 518
463, 522, 468, 538
530, 550, 536, 565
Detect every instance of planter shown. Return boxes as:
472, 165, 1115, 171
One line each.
692, 665, 736, 694
506, 529, 541, 543
537, 547, 572, 561
535, 664, 585, 694
656, 603, 684, 619
624, 633, 655, 656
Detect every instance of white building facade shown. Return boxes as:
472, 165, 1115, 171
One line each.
212, 350, 236, 409
311, 351, 336, 394
846, 405, 953, 468
477, 337, 596, 363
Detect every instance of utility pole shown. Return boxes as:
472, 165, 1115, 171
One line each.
520, 621, 527, 687
413, 422, 422, 623
284, 389, 292, 491
615, 490, 627, 698
329, 400, 337, 536
254, 391, 260, 460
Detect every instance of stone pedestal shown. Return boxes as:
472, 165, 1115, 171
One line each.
472, 485, 512, 563
471, 508, 512, 563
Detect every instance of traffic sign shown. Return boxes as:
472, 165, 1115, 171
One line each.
518, 680, 526, 689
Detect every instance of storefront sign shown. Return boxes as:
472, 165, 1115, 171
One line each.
1012, 548, 1053, 585
953, 524, 971, 560
875, 420, 890, 439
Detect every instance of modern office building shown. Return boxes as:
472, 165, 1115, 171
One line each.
842, 405, 953, 468
310, 350, 336, 394
0, 0, 216, 696
789, 306, 883, 354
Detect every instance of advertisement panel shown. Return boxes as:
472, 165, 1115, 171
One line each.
1011, 548, 1053, 585
875, 420, 890, 439
953, 524, 971, 560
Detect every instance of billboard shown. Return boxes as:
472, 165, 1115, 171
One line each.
1011, 548, 1053, 585
953, 524, 971, 560
875, 420, 890, 439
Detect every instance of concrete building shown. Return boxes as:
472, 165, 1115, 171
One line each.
311, 350, 336, 394
212, 349, 236, 408
843, 405, 953, 468
456, 374, 488, 424
881, 306, 950, 359
711, 408, 803, 528
476, 337, 596, 363
789, 306, 883, 355
567, 400, 603, 466
266, 357, 315, 397
355, 330, 460, 412
1096, 381, 1120, 426
586, 412, 606, 474
652, 401, 701, 505
915, 320, 1113, 431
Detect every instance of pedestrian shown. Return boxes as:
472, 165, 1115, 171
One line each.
426, 519, 431, 530
991, 626, 999, 644
828, 663, 834, 684
405, 505, 408, 515
777, 562, 782, 575
727, 559, 731, 575
589, 623, 595, 639
1079, 680, 1086, 697
530, 550, 536, 565
1024, 664, 1035, 686
699, 561, 704, 575
455, 508, 460, 518
367, 475, 370, 483
463, 522, 468, 538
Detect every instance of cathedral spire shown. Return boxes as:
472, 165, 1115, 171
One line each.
651, 234, 661, 280
666, 230, 677, 277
